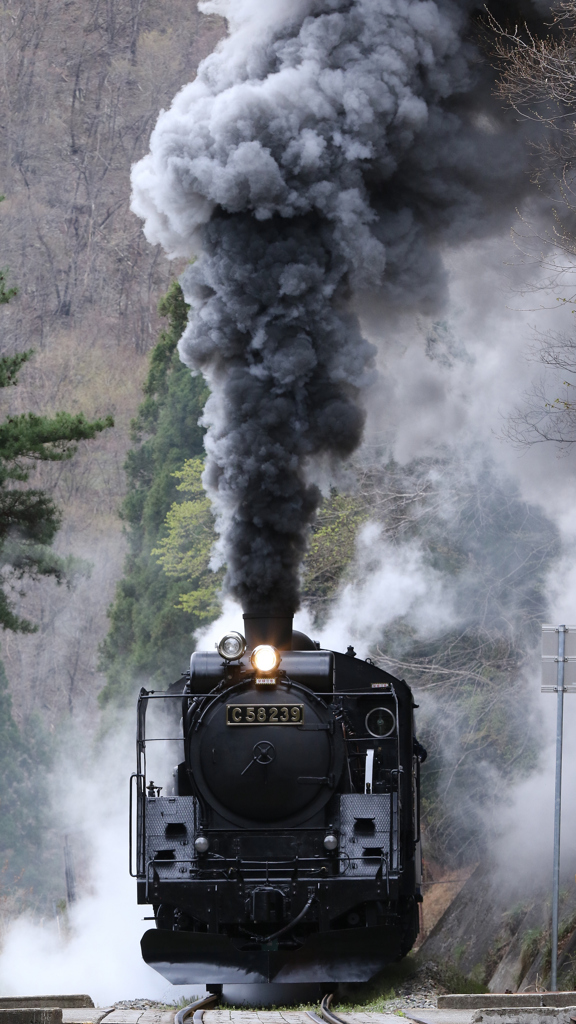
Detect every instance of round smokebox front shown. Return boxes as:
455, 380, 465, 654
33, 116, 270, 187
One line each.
187, 682, 341, 827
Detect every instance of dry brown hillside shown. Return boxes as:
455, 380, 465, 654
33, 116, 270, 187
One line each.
0, 0, 224, 729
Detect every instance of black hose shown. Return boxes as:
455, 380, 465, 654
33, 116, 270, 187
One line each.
174, 992, 218, 1024
258, 893, 316, 943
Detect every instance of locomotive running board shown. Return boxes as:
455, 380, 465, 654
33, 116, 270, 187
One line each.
141, 926, 399, 984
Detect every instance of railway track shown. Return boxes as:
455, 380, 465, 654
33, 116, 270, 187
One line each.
0, 992, 441, 1024
0, 995, 535, 1024
176, 993, 348, 1024
175, 995, 217, 1024
170, 996, 576, 1024
306, 994, 348, 1024
3, 990, 574, 1024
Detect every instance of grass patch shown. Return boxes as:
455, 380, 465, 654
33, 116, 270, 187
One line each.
334, 955, 420, 1009
426, 962, 486, 995
519, 927, 544, 985
541, 911, 576, 984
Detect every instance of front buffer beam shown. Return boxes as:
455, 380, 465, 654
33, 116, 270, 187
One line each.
141, 925, 400, 984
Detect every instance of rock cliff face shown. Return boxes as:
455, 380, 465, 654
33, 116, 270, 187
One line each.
419, 865, 576, 992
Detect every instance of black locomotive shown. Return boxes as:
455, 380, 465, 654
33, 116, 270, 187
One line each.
131, 614, 424, 987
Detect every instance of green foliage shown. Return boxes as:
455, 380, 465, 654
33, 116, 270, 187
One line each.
428, 960, 487, 995
146, 472, 367, 640
302, 490, 368, 611
331, 955, 487, 1010
99, 281, 212, 706
539, 910, 576, 984
520, 927, 544, 983
0, 376, 113, 632
0, 653, 64, 913
0, 351, 30, 385
152, 457, 223, 620
0, 410, 112, 471
0, 269, 17, 307
0, 199, 18, 309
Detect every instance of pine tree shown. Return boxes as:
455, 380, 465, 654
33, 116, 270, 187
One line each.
0, 360, 114, 631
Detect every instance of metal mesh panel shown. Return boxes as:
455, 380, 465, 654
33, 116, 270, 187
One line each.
340, 794, 391, 833
339, 793, 392, 877
145, 795, 197, 880
146, 795, 196, 831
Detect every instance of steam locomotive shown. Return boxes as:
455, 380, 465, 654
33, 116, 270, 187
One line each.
131, 614, 424, 987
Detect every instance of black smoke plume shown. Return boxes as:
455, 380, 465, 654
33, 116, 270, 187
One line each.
131, 0, 550, 616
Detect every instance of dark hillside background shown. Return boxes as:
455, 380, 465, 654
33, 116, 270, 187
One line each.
98, 282, 210, 706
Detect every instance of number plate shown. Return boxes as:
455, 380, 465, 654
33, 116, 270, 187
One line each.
226, 704, 304, 725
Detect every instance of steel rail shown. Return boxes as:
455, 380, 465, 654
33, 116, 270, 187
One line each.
174, 992, 217, 1024
320, 994, 349, 1024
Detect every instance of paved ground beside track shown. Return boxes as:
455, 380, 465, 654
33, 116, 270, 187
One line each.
58, 1010, 475, 1024
9, 994, 576, 1024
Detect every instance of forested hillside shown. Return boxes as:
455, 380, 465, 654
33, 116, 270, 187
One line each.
99, 283, 212, 705
0, 0, 225, 732
0, 0, 224, 916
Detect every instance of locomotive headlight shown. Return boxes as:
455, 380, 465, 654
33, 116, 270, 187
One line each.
194, 836, 209, 853
251, 645, 280, 673
217, 631, 246, 661
324, 834, 338, 851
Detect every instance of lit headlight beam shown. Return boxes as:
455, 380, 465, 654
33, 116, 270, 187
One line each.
250, 645, 281, 673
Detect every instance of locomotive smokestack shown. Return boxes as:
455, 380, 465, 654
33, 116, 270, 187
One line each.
243, 612, 293, 652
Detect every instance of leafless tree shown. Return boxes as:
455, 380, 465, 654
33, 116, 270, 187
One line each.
0, 0, 224, 353
489, 3, 576, 447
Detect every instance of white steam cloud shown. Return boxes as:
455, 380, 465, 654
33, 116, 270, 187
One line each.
300, 524, 454, 655
0, 726, 200, 1005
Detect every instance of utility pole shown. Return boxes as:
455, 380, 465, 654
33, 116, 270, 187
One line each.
63, 833, 76, 906
541, 624, 576, 991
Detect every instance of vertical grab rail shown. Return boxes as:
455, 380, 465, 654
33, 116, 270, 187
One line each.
129, 772, 144, 877
130, 687, 151, 879
391, 684, 402, 872
413, 754, 421, 845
